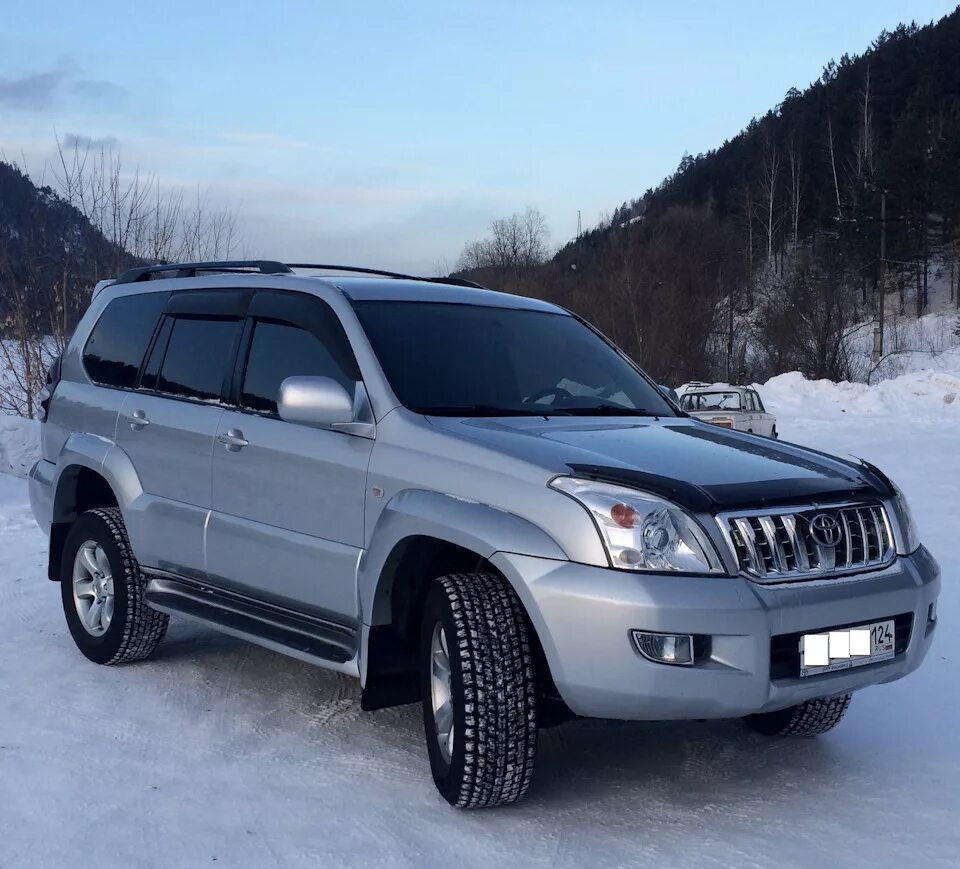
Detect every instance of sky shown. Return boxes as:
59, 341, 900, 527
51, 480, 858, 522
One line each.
2, 0, 957, 274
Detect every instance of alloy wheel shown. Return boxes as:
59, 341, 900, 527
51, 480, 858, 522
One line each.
72, 540, 115, 637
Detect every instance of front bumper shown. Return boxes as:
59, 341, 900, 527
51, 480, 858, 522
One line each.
491, 547, 940, 721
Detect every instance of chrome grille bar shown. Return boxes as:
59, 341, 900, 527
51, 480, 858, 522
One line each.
720, 503, 896, 582
758, 515, 787, 574
781, 514, 809, 571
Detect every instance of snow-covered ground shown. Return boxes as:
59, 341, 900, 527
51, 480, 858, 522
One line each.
1, 371, 958, 868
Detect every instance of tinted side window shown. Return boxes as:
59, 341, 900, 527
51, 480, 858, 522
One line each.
241, 320, 356, 414
157, 318, 240, 402
82, 292, 168, 388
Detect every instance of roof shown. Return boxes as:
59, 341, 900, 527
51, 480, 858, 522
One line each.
684, 383, 754, 392
329, 276, 566, 313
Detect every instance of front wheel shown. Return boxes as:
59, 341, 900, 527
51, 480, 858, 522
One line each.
420, 573, 538, 808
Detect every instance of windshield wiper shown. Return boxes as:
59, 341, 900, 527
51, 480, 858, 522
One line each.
416, 405, 549, 417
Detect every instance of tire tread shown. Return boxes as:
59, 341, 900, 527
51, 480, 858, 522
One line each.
747, 694, 852, 736
435, 572, 537, 808
85, 508, 169, 664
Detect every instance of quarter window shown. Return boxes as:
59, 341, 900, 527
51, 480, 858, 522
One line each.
241, 320, 356, 414
82, 292, 168, 388
156, 317, 240, 402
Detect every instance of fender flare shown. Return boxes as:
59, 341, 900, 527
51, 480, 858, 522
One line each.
51, 433, 143, 522
358, 489, 567, 626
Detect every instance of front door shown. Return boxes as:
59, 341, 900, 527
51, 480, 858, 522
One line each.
205, 292, 372, 625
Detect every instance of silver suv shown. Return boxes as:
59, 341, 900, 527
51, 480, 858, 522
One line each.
29, 260, 940, 808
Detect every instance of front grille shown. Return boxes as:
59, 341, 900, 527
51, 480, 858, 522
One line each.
770, 612, 912, 680
720, 503, 895, 582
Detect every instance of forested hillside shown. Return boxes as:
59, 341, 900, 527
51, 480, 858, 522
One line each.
0, 160, 130, 333
459, 9, 960, 384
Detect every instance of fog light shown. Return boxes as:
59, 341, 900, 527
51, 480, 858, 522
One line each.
632, 631, 694, 666
929, 601, 938, 624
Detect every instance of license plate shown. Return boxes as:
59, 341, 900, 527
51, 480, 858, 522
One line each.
799, 619, 895, 677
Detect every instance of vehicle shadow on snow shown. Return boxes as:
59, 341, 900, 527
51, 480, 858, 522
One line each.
152, 620, 845, 810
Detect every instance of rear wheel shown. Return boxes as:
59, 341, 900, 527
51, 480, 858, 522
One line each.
419, 572, 538, 808
744, 694, 852, 736
61, 508, 169, 665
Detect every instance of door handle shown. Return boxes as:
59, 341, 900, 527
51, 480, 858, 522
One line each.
126, 410, 150, 431
217, 429, 249, 451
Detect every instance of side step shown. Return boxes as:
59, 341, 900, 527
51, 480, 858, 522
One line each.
145, 576, 358, 671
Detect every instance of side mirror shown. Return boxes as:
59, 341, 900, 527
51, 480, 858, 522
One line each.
278, 376, 354, 428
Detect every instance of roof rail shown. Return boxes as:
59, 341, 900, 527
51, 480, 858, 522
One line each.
111, 260, 489, 290
114, 260, 293, 284
288, 264, 488, 290
286, 263, 420, 280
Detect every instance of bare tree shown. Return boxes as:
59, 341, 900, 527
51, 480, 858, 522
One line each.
456, 207, 550, 276
53, 136, 239, 269
827, 118, 844, 220
0, 138, 242, 419
787, 137, 803, 253
851, 65, 875, 185
758, 140, 781, 263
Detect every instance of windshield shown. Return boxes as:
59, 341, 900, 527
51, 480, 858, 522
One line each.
680, 391, 743, 411
353, 301, 677, 417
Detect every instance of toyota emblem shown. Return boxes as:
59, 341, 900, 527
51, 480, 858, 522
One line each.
809, 513, 843, 548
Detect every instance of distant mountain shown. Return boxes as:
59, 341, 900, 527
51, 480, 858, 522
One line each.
0, 160, 132, 329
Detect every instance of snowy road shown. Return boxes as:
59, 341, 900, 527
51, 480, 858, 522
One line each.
1, 377, 958, 868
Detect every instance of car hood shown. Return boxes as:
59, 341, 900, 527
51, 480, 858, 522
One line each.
425, 416, 888, 512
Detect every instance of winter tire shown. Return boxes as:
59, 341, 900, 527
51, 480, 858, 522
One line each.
420, 572, 538, 808
744, 694, 852, 736
61, 508, 169, 665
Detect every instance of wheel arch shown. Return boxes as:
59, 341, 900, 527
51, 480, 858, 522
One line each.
358, 490, 566, 712
48, 436, 143, 581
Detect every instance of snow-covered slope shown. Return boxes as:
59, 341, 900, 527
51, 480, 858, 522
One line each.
0, 379, 957, 867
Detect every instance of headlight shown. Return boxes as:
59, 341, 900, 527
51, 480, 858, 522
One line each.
550, 477, 725, 574
890, 480, 921, 554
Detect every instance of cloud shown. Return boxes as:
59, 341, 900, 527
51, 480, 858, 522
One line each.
0, 69, 66, 108
0, 62, 127, 110
61, 133, 120, 151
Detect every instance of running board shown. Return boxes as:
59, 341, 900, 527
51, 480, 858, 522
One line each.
145, 576, 358, 672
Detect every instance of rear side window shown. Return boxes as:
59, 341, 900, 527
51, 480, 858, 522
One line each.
156, 317, 240, 402
241, 320, 356, 414
82, 292, 168, 388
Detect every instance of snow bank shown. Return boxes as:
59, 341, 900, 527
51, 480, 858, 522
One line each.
0, 413, 40, 477
679, 368, 960, 422
761, 369, 960, 421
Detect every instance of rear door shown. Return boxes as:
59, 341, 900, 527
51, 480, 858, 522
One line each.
206, 290, 371, 624
116, 290, 247, 577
